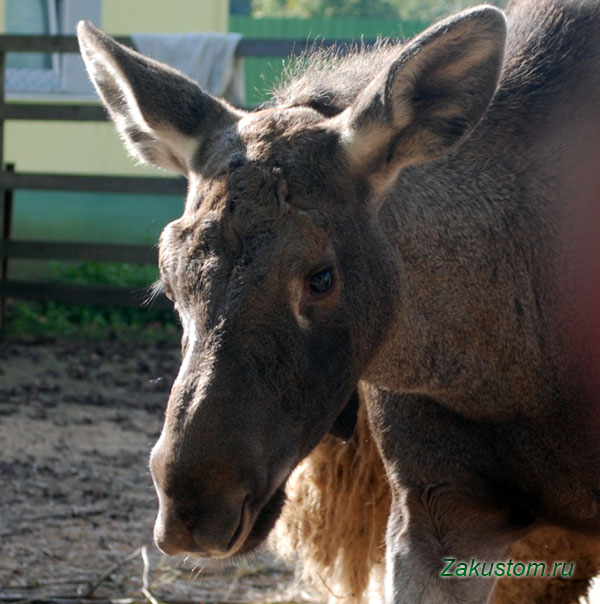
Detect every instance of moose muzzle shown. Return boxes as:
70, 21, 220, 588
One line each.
152, 483, 251, 557
150, 432, 255, 557
149, 414, 258, 559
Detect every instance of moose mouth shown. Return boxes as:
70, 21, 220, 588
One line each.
220, 392, 359, 557
233, 485, 287, 556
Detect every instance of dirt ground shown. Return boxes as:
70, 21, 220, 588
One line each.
0, 338, 319, 604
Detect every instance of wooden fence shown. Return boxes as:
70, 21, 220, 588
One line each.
0, 33, 372, 329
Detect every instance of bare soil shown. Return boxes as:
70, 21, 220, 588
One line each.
0, 338, 317, 604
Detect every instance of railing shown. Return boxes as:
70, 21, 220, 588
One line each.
0, 34, 371, 329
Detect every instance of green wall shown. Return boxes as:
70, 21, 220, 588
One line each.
229, 15, 426, 105
12, 190, 183, 245
10, 190, 184, 280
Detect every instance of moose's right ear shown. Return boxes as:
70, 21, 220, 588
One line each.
77, 21, 241, 174
338, 6, 506, 194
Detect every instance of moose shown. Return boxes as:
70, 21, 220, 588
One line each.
78, 0, 600, 601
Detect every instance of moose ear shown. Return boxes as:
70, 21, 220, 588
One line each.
77, 21, 241, 174
339, 6, 506, 191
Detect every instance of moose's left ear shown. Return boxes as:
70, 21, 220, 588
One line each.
339, 6, 506, 191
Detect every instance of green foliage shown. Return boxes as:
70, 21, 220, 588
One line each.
251, 0, 506, 21
393, 0, 505, 22
5, 299, 179, 342
48, 260, 159, 288
4, 261, 180, 343
252, 0, 398, 19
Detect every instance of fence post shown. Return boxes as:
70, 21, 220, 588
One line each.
0, 162, 14, 333
0, 42, 7, 333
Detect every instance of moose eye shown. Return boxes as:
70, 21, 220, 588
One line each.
308, 267, 335, 296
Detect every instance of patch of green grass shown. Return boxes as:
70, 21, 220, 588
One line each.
4, 261, 180, 343
4, 299, 180, 342
48, 260, 160, 288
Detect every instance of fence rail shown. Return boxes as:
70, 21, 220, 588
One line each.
0, 33, 376, 330
0, 172, 187, 194
0, 240, 157, 263
0, 280, 171, 309
0, 104, 108, 121
0, 34, 350, 55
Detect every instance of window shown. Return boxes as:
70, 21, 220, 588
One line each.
5, 0, 101, 99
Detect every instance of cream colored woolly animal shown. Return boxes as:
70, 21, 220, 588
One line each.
272, 402, 389, 602
274, 401, 600, 604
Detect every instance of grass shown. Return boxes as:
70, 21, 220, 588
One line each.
3, 261, 180, 343
47, 259, 160, 288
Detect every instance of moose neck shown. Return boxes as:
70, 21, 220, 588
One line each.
362, 138, 568, 421
358, 0, 600, 416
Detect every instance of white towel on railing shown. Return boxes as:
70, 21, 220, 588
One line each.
131, 32, 245, 106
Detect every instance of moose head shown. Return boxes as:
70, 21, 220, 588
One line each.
78, 7, 505, 558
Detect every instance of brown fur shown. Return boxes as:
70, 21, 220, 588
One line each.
275, 399, 600, 603
78, 1, 600, 600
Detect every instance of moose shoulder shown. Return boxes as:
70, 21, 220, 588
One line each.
78, 0, 600, 602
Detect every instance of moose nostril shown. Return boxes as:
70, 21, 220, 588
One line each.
154, 498, 198, 556
155, 532, 183, 556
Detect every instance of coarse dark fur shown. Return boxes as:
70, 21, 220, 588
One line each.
78, 1, 600, 601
